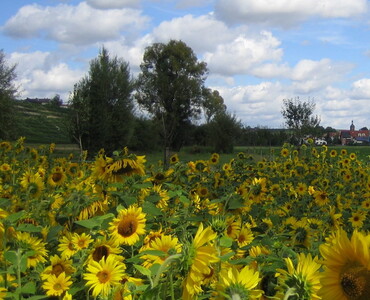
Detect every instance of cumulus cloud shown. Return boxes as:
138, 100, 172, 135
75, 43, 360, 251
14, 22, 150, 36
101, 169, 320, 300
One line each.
8, 51, 84, 101
86, 0, 140, 9
215, 0, 368, 27
2, 2, 148, 45
203, 31, 283, 76
151, 14, 235, 52
350, 78, 370, 99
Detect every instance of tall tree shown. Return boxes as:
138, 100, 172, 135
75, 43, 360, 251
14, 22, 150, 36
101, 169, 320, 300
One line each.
0, 50, 18, 140
68, 47, 135, 155
281, 97, 320, 144
202, 88, 227, 123
135, 40, 208, 164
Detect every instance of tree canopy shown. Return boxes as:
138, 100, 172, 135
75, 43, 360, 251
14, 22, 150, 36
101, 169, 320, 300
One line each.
281, 97, 320, 144
0, 50, 18, 140
68, 47, 135, 155
135, 40, 208, 154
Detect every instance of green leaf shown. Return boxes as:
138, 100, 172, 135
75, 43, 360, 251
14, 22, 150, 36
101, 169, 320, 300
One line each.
16, 223, 43, 233
5, 210, 26, 223
74, 214, 114, 229
142, 201, 163, 216
4, 251, 17, 265
220, 251, 235, 262
227, 197, 244, 209
179, 195, 190, 204
47, 225, 64, 242
219, 236, 233, 248
21, 282, 36, 294
133, 264, 152, 277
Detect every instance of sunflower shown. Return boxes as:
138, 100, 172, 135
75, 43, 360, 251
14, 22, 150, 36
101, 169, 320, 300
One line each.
313, 190, 330, 206
319, 229, 370, 300
72, 232, 93, 251
182, 223, 219, 299
48, 166, 66, 187
169, 153, 179, 164
0, 287, 6, 300
209, 153, 220, 165
140, 234, 182, 268
58, 232, 77, 258
41, 255, 76, 280
236, 225, 254, 248
349, 211, 366, 229
105, 156, 146, 182
15, 231, 48, 268
281, 148, 290, 157
87, 236, 123, 263
109, 206, 146, 245
20, 171, 45, 198
84, 255, 126, 298
276, 253, 322, 300
225, 216, 241, 239
42, 272, 72, 297
212, 265, 262, 299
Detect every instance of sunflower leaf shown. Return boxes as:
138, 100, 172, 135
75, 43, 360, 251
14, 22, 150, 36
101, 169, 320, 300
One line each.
134, 264, 152, 277
16, 223, 43, 233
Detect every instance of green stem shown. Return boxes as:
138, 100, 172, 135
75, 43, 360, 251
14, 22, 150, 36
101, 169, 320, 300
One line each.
16, 248, 22, 300
153, 254, 181, 288
283, 287, 297, 300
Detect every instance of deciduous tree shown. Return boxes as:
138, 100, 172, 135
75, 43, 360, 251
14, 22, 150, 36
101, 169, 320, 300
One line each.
281, 97, 320, 144
135, 40, 208, 165
68, 47, 135, 155
0, 49, 18, 140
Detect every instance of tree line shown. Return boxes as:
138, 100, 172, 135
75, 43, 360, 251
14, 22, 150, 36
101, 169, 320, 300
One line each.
0, 42, 332, 160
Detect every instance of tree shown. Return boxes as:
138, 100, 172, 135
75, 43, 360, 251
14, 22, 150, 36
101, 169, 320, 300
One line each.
0, 50, 18, 140
135, 40, 208, 165
208, 111, 242, 153
281, 97, 320, 144
68, 47, 135, 155
202, 88, 226, 123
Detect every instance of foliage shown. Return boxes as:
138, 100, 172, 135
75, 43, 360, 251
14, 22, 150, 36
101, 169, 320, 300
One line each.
281, 97, 320, 144
0, 50, 18, 140
207, 111, 243, 153
202, 88, 226, 123
1, 139, 370, 299
68, 47, 135, 155
135, 40, 208, 153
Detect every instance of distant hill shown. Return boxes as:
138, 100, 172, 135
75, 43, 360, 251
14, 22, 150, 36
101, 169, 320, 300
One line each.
14, 100, 72, 144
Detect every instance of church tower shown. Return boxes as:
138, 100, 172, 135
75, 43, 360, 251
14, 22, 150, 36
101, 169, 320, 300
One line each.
350, 120, 355, 132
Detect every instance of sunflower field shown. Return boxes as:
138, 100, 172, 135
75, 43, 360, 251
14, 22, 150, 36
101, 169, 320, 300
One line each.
0, 137, 370, 300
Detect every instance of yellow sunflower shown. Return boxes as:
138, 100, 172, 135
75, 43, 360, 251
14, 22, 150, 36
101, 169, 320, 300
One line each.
276, 253, 322, 300
0, 287, 7, 300
140, 234, 182, 268
349, 211, 366, 229
84, 255, 126, 298
41, 254, 76, 280
16, 231, 48, 268
169, 153, 179, 164
182, 223, 219, 300
212, 265, 262, 299
87, 236, 123, 263
72, 232, 93, 251
48, 166, 66, 187
42, 272, 72, 297
20, 171, 45, 198
109, 206, 146, 245
236, 225, 254, 248
319, 229, 370, 300
58, 232, 77, 258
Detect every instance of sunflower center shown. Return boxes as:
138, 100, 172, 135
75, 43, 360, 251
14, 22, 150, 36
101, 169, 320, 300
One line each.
93, 245, 109, 261
97, 271, 110, 283
340, 267, 370, 300
118, 219, 137, 237
53, 283, 62, 290
52, 264, 65, 276
52, 172, 63, 182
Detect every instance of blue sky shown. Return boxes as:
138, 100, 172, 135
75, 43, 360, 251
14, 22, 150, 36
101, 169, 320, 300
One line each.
1, 0, 370, 129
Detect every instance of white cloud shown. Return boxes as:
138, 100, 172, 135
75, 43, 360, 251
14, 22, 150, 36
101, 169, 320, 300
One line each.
86, 0, 140, 9
151, 14, 235, 52
203, 31, 283, 76
215, 0, 368, 26
350, 78, 370, 99
2, 2, 148, 45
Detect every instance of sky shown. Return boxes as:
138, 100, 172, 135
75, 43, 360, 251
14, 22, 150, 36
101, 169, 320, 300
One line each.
1, 0, 370, 129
